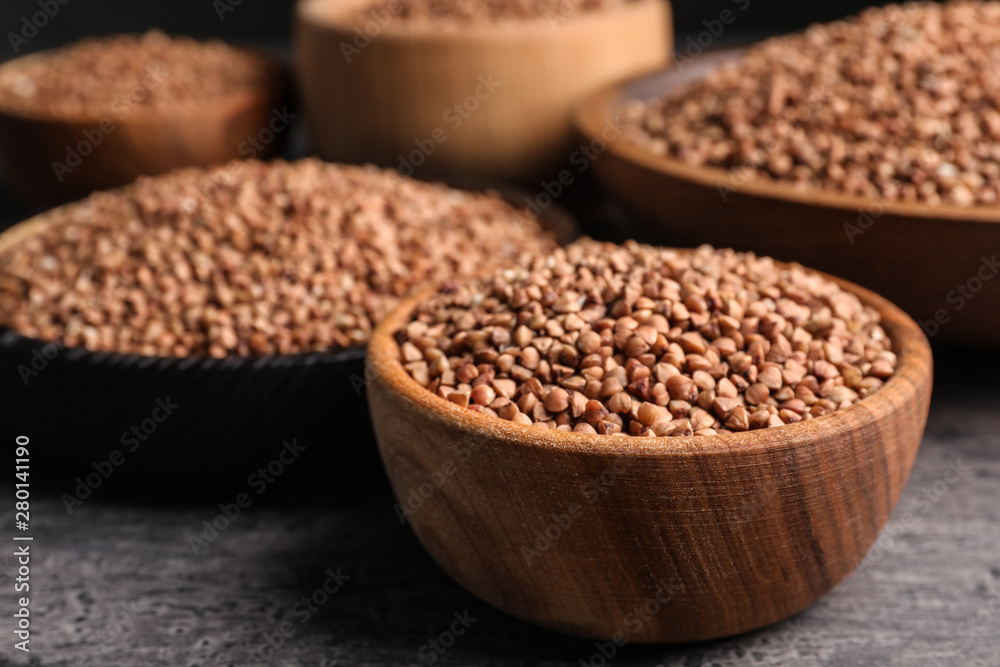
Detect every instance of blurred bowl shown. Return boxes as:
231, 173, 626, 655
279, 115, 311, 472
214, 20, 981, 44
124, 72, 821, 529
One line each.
0, 177, 578, 480
575, 48, 1000, 345
295, 0, 671, 184
0, 43, 291, 206
367, 259, 932, 642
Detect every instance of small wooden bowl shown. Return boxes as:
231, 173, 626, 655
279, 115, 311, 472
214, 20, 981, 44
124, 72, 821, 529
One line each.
295, 0, 671, 183
575, 49, 1000, 345
0, 45, 291, 206
367, 264, 933, 642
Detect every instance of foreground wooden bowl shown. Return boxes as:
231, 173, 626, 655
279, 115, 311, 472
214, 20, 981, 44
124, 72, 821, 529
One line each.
367, 264, 932, 642
0, 46, 291, 206
575, 49, 1000, 345
295, 0, 671, 183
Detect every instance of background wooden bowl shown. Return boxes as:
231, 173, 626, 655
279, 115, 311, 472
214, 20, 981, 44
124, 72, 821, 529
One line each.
575, 49, 1000, 345
367, 266, 933, 643
0, 46, 291, 206
295, 0, 671, 184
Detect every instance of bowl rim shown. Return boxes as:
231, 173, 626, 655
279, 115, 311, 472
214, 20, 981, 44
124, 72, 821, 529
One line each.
573, 46, 1000, 226
367, 249, 933, 458
0, 41, 291, 125
0, 325, 367, 368
297, 0, 667, 39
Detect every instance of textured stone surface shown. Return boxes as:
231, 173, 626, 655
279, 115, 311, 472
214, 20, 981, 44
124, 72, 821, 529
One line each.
1, 351, 998, 667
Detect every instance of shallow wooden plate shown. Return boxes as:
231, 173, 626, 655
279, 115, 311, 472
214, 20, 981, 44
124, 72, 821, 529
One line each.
575, 49, 1000, 345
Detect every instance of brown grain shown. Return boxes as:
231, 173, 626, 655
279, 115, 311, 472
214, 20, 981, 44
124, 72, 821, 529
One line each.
397, 240, 897, 437
0, 31, 281, 119
0, 159, 556, 357
359, 0, 638, 24
622, 1, 1000, 206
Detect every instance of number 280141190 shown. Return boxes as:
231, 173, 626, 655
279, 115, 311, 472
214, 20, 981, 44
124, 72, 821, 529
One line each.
15, 436, 29, 526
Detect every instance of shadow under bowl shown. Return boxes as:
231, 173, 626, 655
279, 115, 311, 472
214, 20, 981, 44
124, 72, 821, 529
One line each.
1, 327, 372, 481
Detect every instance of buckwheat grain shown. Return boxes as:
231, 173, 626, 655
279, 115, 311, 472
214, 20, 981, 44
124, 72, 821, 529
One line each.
622, 1, 1000, 206
398, 240, 897, 437
0, 159, 556, 357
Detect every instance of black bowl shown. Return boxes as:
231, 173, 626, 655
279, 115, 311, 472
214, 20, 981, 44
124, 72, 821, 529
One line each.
0, 178, 578, 482
0, 328, 373, 481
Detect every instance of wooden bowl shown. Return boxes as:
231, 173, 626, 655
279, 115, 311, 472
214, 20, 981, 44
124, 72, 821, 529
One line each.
367, 263, 933, 642
0, 45, 291, 206
575, 48, 1000, 345
295, 0, 671, 184
0, 177, 578, 480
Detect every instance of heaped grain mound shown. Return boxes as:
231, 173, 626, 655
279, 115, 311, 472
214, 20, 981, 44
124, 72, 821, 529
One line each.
398, 240, 896, 437
623, 1, 1000, 206
0, 159, 556, 357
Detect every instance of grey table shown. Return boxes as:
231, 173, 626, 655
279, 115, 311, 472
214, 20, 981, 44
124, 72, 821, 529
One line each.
1, 347, 998, 667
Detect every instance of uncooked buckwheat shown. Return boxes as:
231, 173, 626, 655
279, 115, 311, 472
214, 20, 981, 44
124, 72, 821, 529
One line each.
357, 0, 637, 24
0, 159, 556, 357
622, 1, 1000, 206
0, 31, 282, 119
397, 240, 897, 436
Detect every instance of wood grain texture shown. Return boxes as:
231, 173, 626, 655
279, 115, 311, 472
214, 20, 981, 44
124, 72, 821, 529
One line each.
366, 266, 933, 643
574, 49, 1000, 345
0, 48, 291, 206
294, 0, 671, 183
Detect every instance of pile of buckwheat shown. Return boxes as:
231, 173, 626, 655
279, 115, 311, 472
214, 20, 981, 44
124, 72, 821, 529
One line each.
0, 31, 282, 119
359, 0, 637, 23
398, 240, 897, 436
622, 1, 1000, 205
0, 159, 556, 357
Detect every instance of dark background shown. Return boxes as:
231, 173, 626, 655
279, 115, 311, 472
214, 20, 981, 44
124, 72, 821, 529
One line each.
0, 0, 903, 58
